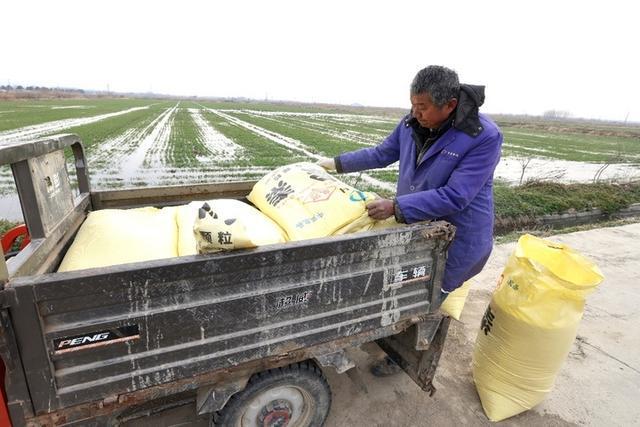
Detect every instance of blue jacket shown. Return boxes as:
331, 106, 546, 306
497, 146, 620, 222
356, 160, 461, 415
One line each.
336, 109, 502, 292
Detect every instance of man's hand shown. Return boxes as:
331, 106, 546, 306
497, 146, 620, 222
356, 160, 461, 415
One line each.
316, 157, 336, 171
366, 199, 395, 220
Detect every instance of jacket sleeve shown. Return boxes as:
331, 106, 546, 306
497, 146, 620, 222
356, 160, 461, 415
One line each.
395, 130, 502, 223
335, 121, 401, 173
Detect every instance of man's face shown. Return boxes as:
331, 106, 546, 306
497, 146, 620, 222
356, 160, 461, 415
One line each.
410, 93, 457, 129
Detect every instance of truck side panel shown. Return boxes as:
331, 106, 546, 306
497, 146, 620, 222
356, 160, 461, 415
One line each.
7, 222, 451, 415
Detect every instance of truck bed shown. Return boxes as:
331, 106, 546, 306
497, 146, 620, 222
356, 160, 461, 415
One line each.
0, 134, 454, 424
6, 220, 452, 416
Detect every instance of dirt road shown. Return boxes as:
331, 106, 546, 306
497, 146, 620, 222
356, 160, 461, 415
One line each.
325, 223, 640, 426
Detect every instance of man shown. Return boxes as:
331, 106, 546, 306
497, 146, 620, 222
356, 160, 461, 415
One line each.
318, 65, 502, 375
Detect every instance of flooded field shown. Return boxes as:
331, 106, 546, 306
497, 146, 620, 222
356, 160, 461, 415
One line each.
0, 98, 639, 221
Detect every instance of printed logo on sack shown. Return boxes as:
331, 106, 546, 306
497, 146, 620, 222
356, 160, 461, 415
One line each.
349, 190, 367, 202
265, 180, 294, 207
54, 325, 140, 354
481, 305, 495, 335
294, 212, 324, 229
299, 185, 335, 203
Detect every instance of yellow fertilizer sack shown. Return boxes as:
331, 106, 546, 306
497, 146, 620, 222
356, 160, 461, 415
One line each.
248, 163, 378, 241
176, 202, 202, 256
182, 199, 287, 254
472, 234, 604, 421
58, 207, 178, 272
440, 281, 471, 321
334, 208, 401, 235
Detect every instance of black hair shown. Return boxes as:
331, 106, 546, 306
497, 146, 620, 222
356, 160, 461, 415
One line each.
410, 66, 459, 107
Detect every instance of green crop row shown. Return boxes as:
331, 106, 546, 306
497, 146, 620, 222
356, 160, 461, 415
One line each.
284, 114, 397, 135
249, 113, 394, 145
501, 127, 640, 163
166, 107, 211, 168
0, 98, 155, 132
62, 102, 173, 153
226, 111, 364, 157
200, 110, 307, 166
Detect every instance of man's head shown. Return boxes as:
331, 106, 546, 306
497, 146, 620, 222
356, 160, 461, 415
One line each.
410, 66, 459, 129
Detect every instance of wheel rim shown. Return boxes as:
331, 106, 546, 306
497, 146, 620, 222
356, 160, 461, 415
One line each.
239, 385, 315, 427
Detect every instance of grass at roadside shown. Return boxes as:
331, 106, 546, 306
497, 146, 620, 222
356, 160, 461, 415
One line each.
0, 219, 15, 236
495, 217, 640, 244
494, 181, 640, 218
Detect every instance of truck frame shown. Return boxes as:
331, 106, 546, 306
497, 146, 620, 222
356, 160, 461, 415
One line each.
0, 134, 454, 426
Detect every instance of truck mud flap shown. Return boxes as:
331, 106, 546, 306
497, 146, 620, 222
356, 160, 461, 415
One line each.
376, 315, 451, 395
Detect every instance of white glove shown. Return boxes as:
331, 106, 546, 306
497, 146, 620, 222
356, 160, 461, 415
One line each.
316, 157, 336, 171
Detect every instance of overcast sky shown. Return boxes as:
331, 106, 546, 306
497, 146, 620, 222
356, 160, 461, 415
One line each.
2, 0, 639, 121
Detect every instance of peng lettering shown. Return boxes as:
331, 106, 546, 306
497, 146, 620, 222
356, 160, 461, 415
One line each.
57, 332, 110, 349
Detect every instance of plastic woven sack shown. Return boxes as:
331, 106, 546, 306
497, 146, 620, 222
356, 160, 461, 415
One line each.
247, 163, 379, 241
472, 234, 604, 421
440, 281, 471, 321
184, 199, 287, 254
58, 207, 178, 272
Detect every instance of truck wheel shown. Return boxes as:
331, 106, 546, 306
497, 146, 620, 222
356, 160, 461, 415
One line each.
213, 361, 331, 427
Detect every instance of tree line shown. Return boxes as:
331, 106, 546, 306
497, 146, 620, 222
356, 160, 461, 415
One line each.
1, 85, 85, 93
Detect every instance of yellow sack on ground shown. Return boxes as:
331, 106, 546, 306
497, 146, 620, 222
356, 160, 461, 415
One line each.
248, 163, 379, 241
440, 281, 471, 320
58, 207, 178, 272
182, 199, 287, 254
472, 234, 604, 421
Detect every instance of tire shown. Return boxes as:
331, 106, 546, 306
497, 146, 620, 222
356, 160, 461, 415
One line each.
213, 361, 331, 427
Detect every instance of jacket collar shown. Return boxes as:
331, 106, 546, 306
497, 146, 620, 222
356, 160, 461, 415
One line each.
417, 130, 457, 165
455, 84, 485, 137
403, 114, 457, 166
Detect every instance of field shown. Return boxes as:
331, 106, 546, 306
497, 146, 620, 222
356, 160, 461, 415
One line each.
0, 98, 639, 221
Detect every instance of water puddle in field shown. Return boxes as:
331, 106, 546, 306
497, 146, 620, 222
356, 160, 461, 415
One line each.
51, 105, 93, 110
91, 166, 272, 188
210, 109, 320, 159
117, 106, 176, 179
495, 157, 640, 184
0, 106, 149, 145
239, 110, 380, 147
189, 108, 244, 161
237, 109, 397, 125
209, 109, 395, 192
